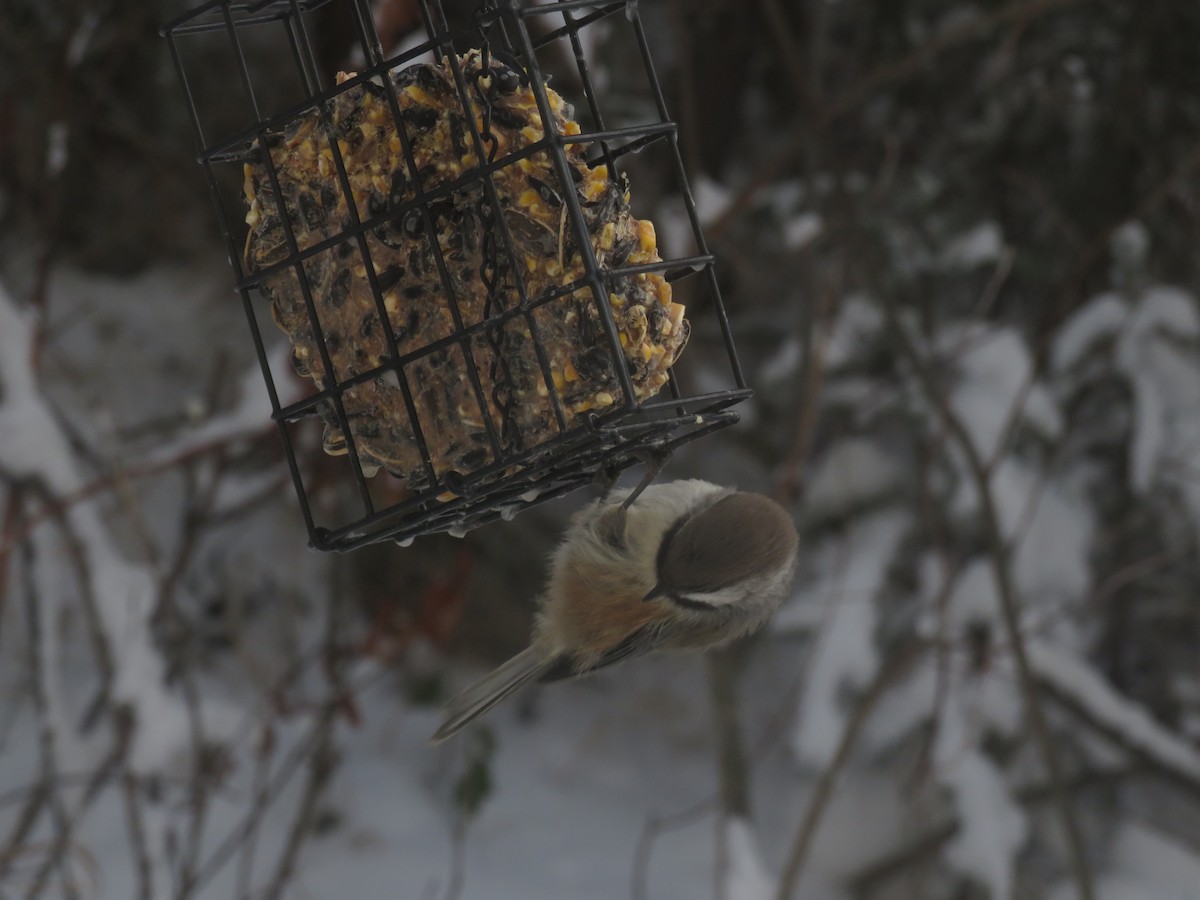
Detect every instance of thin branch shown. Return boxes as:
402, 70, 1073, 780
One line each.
774, 639, 927, 900
631, 798, 715, 900
121, 768, 153, 900
260, 709, 338, 900
26, 707, 134, 900
708, 647, 752, 820
848, 765, 1135, 898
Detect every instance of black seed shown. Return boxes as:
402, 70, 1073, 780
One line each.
647, 303, 666, 339
323, 330, 341, 353
388, 169, 409, 207
330, 268, 352, 306
298, 192, 322, 230
377, 265, 405, 292
402, 209, 424, 237
460, 448, 488, 469
336, 241, 355, 259
611, 237, 636, 267
368, 189, 388, 218
407, 310, 420, 333
395, 64, 444, 95
573, 346, 612, 379
401, 106, 439, 131
360, 314, 376, 338
403, 285, 424, 299
449, 115, 467, 156
488, 106, 527, 131
527, 176, 562, 207
491, 66, 521, 94
373, 224, 404, 249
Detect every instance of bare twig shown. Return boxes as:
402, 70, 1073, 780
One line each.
708, 647, 752, 820
120, 768, 153, 900
1033, 651, 1200, 797
260, 709, 338, 900
848, 765, 1136, 898
631, 798, 716, 900
774, 639, 927, 900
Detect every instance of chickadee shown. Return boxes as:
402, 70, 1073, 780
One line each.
432, 479, 799, 742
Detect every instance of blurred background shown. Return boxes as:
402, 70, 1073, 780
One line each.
3, 0, 1200, 898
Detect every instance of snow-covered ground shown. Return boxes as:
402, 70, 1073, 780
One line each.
4, 233, 1200, 899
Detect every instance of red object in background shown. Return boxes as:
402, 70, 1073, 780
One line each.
361, 544, 475, 661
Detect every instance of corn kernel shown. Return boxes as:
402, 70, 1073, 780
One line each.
594, 392, 615, 407
518, 189, 539, 207
564, 361, 579, 382
599, 222, 615, 251
637, 220, 656, 253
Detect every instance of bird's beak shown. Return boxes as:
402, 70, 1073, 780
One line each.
643, 583, 666, 602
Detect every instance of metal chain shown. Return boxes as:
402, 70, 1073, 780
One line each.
470, 8, 521, 453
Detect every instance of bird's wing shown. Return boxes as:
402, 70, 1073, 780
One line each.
538, 622, 666, 683
432, 646, 556, 743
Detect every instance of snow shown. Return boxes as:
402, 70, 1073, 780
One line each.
783, 212, 823, 251
824, 293, 884, 369
803, 437, 903, 518
722, 817, 777, 900
936, 746, 1027, 898
789, 510, 909, 765
1110, 220, 1150, 271
985, 459, 1093, 607
1051, 292, 1128, 372
939, 221, 1004, 270
5, 197, 1200, 900
1028, 643, 1200, 784
0, 282, 191, 774
942, 323, 1062, 456
759, 334, 802, 383
1049, 823, 1200, 900
45, 121, 69, 177
693, 175, 734, 225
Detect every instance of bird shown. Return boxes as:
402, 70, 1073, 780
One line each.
432, 479, 799, 742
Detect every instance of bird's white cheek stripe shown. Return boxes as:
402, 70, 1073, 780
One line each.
680, 585, 744, 608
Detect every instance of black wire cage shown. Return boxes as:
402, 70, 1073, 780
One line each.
162, 0, 750, 551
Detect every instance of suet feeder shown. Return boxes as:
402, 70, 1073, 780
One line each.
162, 0, 750, 550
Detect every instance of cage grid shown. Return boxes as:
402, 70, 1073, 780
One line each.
163, 0, 750, 550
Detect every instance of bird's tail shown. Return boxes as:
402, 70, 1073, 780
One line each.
431, 646, 555, 743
